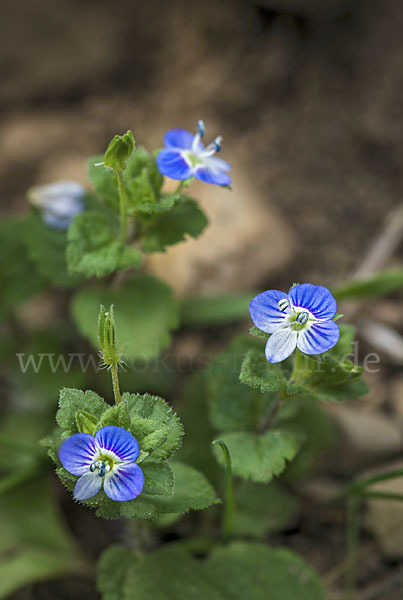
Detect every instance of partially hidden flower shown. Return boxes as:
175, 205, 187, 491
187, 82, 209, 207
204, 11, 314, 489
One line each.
156, 120, 231, 186
249, 283, 340, 363
59, 425, 145, 502
28, 181, 85, 230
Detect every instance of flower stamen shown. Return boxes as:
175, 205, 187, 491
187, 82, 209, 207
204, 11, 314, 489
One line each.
278, 299, 290, 312
296, 311, 309, 325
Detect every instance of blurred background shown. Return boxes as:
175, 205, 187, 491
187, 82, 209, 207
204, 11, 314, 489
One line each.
2, 0, 403, 599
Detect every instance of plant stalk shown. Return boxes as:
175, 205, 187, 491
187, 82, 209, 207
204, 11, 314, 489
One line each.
213, 440, 235, 540
117, 171, 128, 243
111, 363, 122, 404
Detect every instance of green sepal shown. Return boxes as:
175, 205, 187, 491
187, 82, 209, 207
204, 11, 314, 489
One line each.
104, 131, 135, 173
98, 305, 122, 367
75, 411, 98, 435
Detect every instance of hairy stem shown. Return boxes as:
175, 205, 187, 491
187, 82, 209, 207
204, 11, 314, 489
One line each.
117, 171, 128, 244
111, 364, 122, 404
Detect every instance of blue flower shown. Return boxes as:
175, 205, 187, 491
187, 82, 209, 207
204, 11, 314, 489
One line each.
156, 120, 231, 186
249, 283, 340, 363
28, 181, 85, 230
59, 425, 145, 502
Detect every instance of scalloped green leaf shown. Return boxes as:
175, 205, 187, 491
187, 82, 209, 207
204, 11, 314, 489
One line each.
213, 430, 300, 483
66, 210, 143, 278
123, 393, 184, 461
24, 213, 81, 287
97, 542, 325, 600
208, 336, 273, 432
71, 274, 179, 361
139, 196, 208, 253
56, 388, 108, 437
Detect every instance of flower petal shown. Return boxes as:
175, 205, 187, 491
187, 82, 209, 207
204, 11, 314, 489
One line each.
164, 129, 196, 150
59, 433, 98, 476
265, 328, 298, 363
195, 166, 231, 186
95, 426, 139, 462
206, 156, 231, 172
156, 149, 193, 180
289, 284, 337, 320
74, 471, 102, 500
249, 290, 289, 334
297, 320, 340, 355
104, 463, 145, 502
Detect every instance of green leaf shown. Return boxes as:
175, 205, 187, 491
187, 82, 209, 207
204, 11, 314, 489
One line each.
24, 213, 81, 287
141, 462, 174, 496
120, 462, 220, 519
249, 325, 269, 339
0, 217, 44, 321
333, 269, 403, 300
67, 210, 143, 277
0, 479, 81, 599
213, 430, 300, 483
234, 481, 297, 538
98, 542, 324, 600
181, 293, 254, 327
296, 325, 368, 401
175, 373, 221, 487
97, 401, 131, 431
208, 336, 274, 432
88, 157, 119, 211
104, 131, 135, 172
123, 393, 184, 461
240, 348, 304, 396
70, 461, 218, 520
277, 397, 334, 480
124, 147, 168, 216
71, 274, 179, 360
98, 545, 135, 600
139, 196, 208, 253
56, 388, 108, 437
75, 410, 98, 435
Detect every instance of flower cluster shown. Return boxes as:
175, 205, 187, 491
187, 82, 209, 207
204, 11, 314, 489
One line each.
59, 425, 144, 502
28, 181, 85, 230
157, 120, 231, 186
249, 283, 340, 363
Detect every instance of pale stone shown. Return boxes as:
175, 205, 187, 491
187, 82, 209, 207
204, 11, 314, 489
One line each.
365, 462, 403, 558
327, 404, 403, 473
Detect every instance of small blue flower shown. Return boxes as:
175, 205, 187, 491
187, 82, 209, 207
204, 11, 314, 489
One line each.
156, 120, 231, 186
29, 181, 85, 230
59, 425, 145, 502
249, 283, 340, 363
